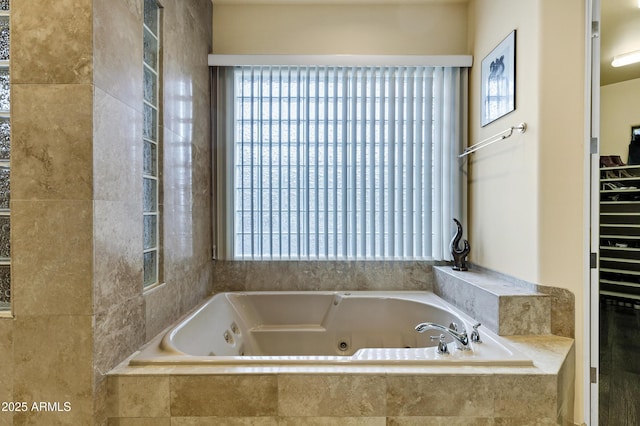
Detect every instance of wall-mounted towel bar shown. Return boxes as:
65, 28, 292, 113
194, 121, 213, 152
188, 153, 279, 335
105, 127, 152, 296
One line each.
459, 123, 527, 158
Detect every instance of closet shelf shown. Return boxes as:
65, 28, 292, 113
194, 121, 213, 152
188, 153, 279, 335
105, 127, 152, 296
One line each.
600, 246, 640, 252
600, 279, 640, 289
601, 200, 640, 205
600, 188, 640, 193
599, 164, 640, 301
600, 290, 640, 301
601, 267, 640, 276
600, 212, 640, 216
600, 257, 640, 265
601, 234, 640, 240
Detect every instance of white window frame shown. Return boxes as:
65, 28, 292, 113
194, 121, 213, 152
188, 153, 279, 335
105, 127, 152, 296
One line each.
143, 0, 162, 288
212, 57, 469, 261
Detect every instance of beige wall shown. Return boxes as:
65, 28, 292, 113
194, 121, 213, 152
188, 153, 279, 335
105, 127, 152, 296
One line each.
601, 77, 640, 158
468, 0, 540, 281
213, 2, 468, 54
538, 4, 587, 421
1, 0, 213, 424
468, 0, 587, 422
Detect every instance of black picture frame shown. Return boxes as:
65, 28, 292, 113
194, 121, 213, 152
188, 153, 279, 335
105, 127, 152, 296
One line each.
481, 30, 516, 127
632, 125, 640, 140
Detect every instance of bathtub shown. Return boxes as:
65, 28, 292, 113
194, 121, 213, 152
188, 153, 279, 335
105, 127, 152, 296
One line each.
130, 291, 533, 367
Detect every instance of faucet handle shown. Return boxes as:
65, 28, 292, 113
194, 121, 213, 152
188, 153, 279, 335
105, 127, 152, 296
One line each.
471, 323, 482, 343
430, 334, 449, 354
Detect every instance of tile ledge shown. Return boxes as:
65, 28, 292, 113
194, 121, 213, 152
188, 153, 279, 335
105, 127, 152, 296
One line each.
434, 266, 547, 297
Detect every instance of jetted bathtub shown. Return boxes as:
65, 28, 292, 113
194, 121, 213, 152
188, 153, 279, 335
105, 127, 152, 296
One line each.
130, 291, 533, 366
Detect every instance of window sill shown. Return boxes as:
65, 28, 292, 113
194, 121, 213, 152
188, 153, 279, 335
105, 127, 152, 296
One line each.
143, 281, 167, 296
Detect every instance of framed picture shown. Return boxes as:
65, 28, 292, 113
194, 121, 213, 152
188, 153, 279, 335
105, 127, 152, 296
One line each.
481, 30, 516, 127
632, 125, 640, 140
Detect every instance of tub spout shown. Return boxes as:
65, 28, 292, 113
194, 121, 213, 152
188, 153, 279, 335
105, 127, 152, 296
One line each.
415, 322, 471, 351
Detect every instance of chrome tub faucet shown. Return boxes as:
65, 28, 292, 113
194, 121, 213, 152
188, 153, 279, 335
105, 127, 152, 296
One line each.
415, 322, 471, 351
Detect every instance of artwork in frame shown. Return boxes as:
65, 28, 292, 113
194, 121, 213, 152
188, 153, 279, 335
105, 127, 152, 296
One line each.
481, 30, 516, 127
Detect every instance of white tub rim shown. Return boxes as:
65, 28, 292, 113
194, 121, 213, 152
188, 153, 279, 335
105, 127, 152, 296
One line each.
130, 291, 534, 367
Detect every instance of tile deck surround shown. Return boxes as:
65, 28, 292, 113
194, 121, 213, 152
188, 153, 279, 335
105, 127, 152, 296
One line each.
107, 265, 575, 425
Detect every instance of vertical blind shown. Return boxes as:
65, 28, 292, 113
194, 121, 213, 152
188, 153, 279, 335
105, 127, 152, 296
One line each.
213, 65, 466, 260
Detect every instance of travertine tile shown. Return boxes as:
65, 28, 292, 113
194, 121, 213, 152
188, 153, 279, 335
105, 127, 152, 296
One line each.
433, 267, 552, 335
11, 0, 92, 84
93, 88, 143, 203
498, 296, 551, 335
163, 76, 198, 141
454, 265, 575, 338
503, 335, 574, 374
493, 418, 558, 425
190, 199, 215, 267
94, 294, 145, 376
13, 315, 93, 425
108, 418, 170, 426
0, 410, 11, 426
542, 285, 575, 338
93, 199, 143, 308
191, 139, 213, 198
6, 0, 216, 425
213, 261, 434, 293
94, 374, 110, 426
433, 267, 500, 332
213, 261, 250, 292
170, 375, 278, 417
11, 200, 93, 316
11, 84, 93, 201
557, 343, 575, 424
352, 261, 432, 291
0, 319, 12, 426
388, 417, 494, 426
493, 375, 557, 418
144, 282, 181, 342
182, 1, 212, 75
110, 376, 170, 418
177, 266, 212, 316
162, 130, 190, 209
278, 375, 386, 417
172, 418, 278, 426
94, 0, 143, 110
279, 418, 386, 425
386, 375, 494, 417
241, 262, 301, 291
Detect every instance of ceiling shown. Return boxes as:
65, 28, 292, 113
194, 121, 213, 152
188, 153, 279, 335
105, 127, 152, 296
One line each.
601, 0, 640, 85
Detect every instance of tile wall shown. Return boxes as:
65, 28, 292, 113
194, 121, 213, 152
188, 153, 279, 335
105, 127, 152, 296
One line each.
213, 261, 436, 293
9, 0, 95, 423
0, 0, 213, 424
108, 342, 575, 425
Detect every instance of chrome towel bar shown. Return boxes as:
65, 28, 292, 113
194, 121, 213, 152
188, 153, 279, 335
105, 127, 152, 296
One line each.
459, 122, 527, 158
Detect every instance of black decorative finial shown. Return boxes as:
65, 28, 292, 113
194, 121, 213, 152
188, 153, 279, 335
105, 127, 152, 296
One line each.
450, 218, 470, 271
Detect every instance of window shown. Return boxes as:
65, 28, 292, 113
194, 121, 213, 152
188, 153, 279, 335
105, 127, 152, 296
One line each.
143, 0, 162, 287
0, 0, 10, 310
213, 65, 465, 261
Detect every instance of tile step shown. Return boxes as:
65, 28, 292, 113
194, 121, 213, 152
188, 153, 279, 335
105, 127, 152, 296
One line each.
433, 266, 551, 336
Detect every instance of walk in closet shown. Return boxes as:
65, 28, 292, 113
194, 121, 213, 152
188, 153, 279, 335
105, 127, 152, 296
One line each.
600, 158, 640, 302
597, 0, 640, 424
